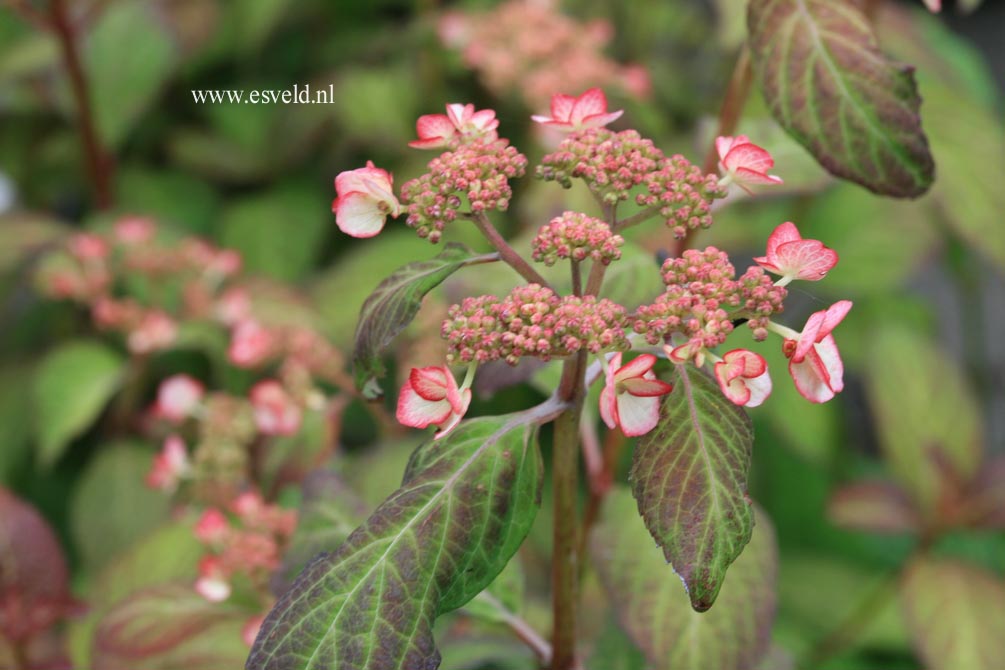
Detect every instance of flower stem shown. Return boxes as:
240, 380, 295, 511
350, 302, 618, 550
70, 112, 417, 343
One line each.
468, 212, 551, 288
550, 350, 587, 670
50, 0, 115, 210
571, 260, 582, 297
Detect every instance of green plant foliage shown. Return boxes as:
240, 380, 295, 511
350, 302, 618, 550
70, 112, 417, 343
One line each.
459, 555, 525, 626
70, 442, 173, 570
352, 242, 492, 397
31, 340, 125, 467
864, 326, 983, 515
747, 0, 934, 197
86, 2, 179, 149
220, 186, 330, 282
247, 413, 544, 670
92, 584, 251, 670
900, 557, 1005, 670
631, 364, 754, 611
593, 489, 777, 670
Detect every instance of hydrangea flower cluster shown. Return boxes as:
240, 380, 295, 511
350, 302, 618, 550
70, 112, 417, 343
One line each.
401, 138, 528, 243
331, 88, 847, 438
441, 285, 629, 366
531, 211, 623, 266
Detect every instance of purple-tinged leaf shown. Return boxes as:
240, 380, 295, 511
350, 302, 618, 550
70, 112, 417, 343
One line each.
900, 557, 1005, 670
967, 456, 1005, 530
93, 584, 249, 670
592, 489, 777, 670
864, 327, 983, 516
827, 480, 921, 534
630, 365, 754, 612
247, 410, 547, 670
352, 242, 495, 398
747, 0, 935, 198
0, 486, 77, 642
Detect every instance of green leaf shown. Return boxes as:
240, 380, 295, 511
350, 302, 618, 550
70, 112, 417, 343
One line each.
0, 364, 35, 484
352, 242, 492, 397
460, 555, 525, 625
279, 470, 369, 587
247, 412, 545, 670
864, 326, 983, 515
32, 340, 125, 467
747, 0, 934, 197
116, 167, 221, 236
900, 557, 1005, 670
219, 186, 329, 282
93, 585, 250, 670
592, 489, 777, 670
86, 2, 178, 148
827, 480, 921, 534
70, 442, 172, 570
631, 364, 754, 611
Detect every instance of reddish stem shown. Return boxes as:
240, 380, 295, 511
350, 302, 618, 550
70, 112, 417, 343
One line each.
50, 0, 115, 209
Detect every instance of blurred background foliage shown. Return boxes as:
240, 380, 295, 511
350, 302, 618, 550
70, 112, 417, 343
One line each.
0, 0, 1003, 669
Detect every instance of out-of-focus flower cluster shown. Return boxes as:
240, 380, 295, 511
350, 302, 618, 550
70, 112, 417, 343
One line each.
437, 0, 649, 109
442, 284, 629, 365
193, 491, 296, 645
401, 139, 527, 243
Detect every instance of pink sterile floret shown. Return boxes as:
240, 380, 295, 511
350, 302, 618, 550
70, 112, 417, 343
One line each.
784, 300, 853, 403
154, 374, 205, 423
127, 310, 178, 354
332, 161, 401, 238
396, 365, 471, 439
531, 88, 623, 133
228, 319, 276, 368
754, 221, 838, 283
145, 434, 190, 493
714, 349, 772, 408
599, 353, 673, 437
249, 380, 302, 436
409, 103, 500, 149
716, 135, 783, 194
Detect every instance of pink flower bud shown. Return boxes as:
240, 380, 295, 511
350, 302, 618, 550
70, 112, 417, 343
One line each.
145, 435, 190, 492
113, 216, 157, 244
599, 353, 672, 437
532, 88, 623, 132
195, 556, 231, 603
68, 233, 108, 261
128, 311, 178, 354
228, 320, 274, 368
715, 135, 783, 194
249, 380, 302, 436
332, 161, 401, 238
154, 374, 204, 423
194, 508, 229, 544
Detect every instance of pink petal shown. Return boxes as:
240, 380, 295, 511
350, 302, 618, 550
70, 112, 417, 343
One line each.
621, 376, 673, 398
409, 366, 450, 401
334, 191, 388, 238
550, 94, 577, 122
734, 167, 784, 186
335, 162, 391, 197
599, 360, 619, 430
789, 339, 842, 404
616, 393, 661, 437
722, 349, 766, 378
774, 240, 838, 280
814, 335, 845, 393
531, 114, 556, 124
724, 142, 775, 174
744, 369, 772, 407
820, 300, 853, 336
715, 136, 736, 162
717, 372, 752, 407
614, 353, 656, 383
396, 384, 452, 429
469, 109, 499, 132
414, 113, 455, 141
571, 88, 608, 124
793, 311, 827, 362
408, 137, 450, 149
195, 576, 231, 603
580, 110, 624, 130
765, 221, 803, 258
446, 103, 473, 129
